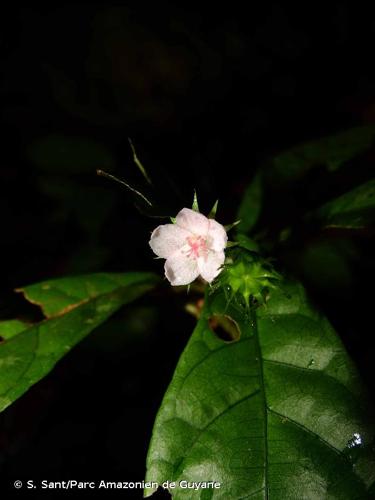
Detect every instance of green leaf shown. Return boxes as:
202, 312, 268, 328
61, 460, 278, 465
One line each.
0, 320, 28, 341
235, 233, 260, 252
268, 126, 375, 184
236, 171, 262, 233
0, 272, 158, 413
145, 282, 374, 498
297, 240, 355, 294
311, 178, 375, 229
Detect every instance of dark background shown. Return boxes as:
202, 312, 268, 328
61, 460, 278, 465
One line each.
0, 4, 374, 499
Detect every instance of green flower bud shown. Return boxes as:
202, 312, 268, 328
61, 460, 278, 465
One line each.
216, 249, 281, 306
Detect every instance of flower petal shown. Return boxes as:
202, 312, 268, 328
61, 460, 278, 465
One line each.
176, 208, 209, 236
164, 253, 199, 286
198, 250, 225, 283
149, 224, 190, 258
207, 219, 227, 252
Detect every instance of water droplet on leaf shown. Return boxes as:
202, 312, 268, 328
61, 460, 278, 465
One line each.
347, 433, 362, 448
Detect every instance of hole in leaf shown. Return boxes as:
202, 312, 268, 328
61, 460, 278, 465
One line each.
208, 314, 241, 342
0, 336, 4, 343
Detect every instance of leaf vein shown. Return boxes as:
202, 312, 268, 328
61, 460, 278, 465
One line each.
176, 337, 252, 397
263, 358, 356, 396
268, 408, 342, 456
172, 389, 261, 477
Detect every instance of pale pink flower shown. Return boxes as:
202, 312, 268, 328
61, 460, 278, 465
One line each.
149, 208, 227, 286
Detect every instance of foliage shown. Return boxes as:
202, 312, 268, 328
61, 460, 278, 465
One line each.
145, 282, 374, 498
144, 125, 375, 498
0, 273, 157, 413
2, 124, 374, 498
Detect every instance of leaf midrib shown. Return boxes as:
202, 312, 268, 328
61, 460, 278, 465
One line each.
0, 327, 39, 408
253, 308, 269, 500
0, 281, 154, 413
172, 389, 261, 478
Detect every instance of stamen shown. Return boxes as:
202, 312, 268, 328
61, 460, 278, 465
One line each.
186, 235, 208, 259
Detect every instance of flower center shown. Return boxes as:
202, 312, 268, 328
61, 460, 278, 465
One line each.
186, 235, 208, 259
